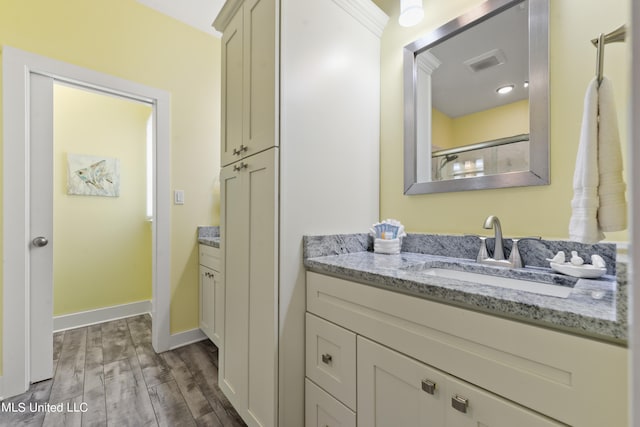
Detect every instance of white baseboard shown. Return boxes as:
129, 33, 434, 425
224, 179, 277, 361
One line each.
169, 328, 207, 350
53, 300, 152, 332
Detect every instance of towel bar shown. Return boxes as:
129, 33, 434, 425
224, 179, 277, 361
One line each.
592, 25, 626, 86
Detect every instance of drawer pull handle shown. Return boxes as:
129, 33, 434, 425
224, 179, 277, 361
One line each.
321, 354, 333, 365
421, 379, 436, 395
451, 395, 469, 413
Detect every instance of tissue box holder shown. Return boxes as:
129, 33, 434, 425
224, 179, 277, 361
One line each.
374, 238, 401, 255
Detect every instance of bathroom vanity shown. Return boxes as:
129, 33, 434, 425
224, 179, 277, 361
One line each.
303, 235, 627, 427
197, 227, 223, 347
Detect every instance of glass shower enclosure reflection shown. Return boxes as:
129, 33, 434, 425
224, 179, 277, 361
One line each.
431, 134, 530, 181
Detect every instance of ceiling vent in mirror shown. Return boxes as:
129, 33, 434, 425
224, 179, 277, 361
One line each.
464, 49, 507, 73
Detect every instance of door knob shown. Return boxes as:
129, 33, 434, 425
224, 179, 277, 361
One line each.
32, 236, 49, 247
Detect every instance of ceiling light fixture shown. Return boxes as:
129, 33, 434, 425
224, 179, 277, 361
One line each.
496, 84, 515, 94
399, 0, 424, 27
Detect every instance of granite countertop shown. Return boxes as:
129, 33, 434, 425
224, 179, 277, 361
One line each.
303, 234, 627, 345
197, 226, 220, 248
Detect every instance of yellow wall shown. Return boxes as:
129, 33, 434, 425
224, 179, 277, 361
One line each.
380, 0, 630, 240
452, 99, 529, 147
0, 0, 221, 364
53, 84, 152, 316
432, 99, 528, 149
431, 107, 454, 149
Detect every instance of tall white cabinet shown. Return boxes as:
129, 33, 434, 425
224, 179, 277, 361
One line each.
214, 1, 388, 426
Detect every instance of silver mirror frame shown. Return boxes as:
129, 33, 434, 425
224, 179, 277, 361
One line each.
403, 0, 549, 194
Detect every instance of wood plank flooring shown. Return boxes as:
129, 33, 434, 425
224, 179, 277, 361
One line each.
0, 315, 246, 427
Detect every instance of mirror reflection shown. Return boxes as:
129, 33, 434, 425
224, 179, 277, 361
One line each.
419, 1, 529, 182
404, 0, 549, 194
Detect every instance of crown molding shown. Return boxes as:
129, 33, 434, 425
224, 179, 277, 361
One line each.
212, 0, 244, 32
331, 0, 390, 38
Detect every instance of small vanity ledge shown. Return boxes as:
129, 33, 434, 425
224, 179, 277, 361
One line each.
197, 225, 220, 248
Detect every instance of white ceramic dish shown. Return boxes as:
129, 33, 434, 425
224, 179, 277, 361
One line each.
549, 262, 607, 279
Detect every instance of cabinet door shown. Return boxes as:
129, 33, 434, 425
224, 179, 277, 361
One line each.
221, 8, 244, 166
306, 379, 355, 427
357, 336, 447, 427
445, 376, 562, 427
245, 148, 278, 427
242, 0, 277, 158
219, 162, 248, 411
211, 268, 224, 347
220, 148, 278, 427
199, 265, 215, 341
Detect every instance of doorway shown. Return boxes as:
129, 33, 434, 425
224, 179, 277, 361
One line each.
49, 81, 153, 351
2, 46, 171, 398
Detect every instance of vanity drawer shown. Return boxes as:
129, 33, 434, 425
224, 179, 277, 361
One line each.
199, 244, 220, 271
305, 313, 356, 410
305, 378, 355, 427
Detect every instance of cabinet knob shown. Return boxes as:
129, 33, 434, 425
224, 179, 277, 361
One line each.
321, 354, 333, 365
421, 379, 437, 395
451, 395, 469, 413
232, 147, 241, 156
240, 144, 248, 153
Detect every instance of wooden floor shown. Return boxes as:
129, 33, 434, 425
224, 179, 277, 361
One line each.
0, 315, 246, 427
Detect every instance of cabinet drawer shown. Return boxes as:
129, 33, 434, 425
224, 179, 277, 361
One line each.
305, 379, 355, 427
306, 313, 356, 410
199, 244, 221, 271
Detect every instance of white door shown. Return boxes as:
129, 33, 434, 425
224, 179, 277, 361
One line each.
29, 73, 55, 383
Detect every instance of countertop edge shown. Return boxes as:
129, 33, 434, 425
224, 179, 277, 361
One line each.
304, 256, 627, 346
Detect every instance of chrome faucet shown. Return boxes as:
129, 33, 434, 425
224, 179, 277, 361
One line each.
476, 215, 540, 268
483, 215, 505, 261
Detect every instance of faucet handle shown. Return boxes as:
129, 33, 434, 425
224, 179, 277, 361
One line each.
508, 239, 523, 268
507, 237, 540, 268
476, 236, 489, 263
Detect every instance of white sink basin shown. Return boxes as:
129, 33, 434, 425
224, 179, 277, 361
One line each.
417, 268, 573, 298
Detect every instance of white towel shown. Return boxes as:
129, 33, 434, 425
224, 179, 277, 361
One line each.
597, 77, 627, 231
569, 77, 627, 244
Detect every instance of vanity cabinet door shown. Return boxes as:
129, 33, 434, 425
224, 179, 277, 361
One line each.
199, 245, 222, 347
306, 379, 355, 427
445, 376, 562, 427
357, 336, 447, 427
357, 336, 562, 427
199, 264, 216, 342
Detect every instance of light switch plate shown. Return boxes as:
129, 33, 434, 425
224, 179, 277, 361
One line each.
174, 190, 185, 205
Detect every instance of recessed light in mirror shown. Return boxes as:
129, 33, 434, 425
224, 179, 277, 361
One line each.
524, 81, 529, 88
496, 84, 514, 94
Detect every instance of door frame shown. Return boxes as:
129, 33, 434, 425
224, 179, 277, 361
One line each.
1, 46, 171, 398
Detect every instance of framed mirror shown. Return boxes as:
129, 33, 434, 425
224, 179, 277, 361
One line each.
403, 0, 549, 194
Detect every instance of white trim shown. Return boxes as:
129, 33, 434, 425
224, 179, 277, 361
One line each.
632, 1, 640, 425
169, 328, 208, 350
331, 0, 389, 38
53, 300, 152, 332
2, 46, 172, 398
